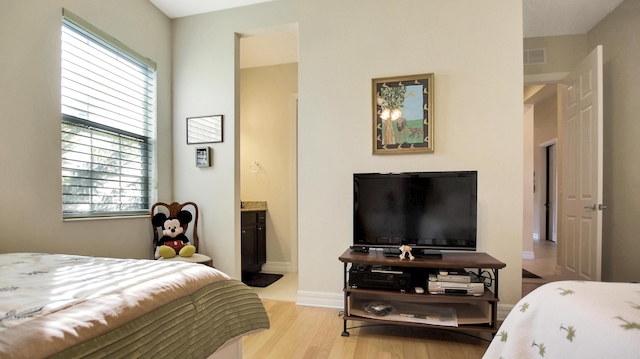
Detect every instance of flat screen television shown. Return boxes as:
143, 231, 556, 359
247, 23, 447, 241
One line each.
353, 171, 477, 257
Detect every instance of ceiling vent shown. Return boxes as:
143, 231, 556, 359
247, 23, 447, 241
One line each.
524, 48, 546, 65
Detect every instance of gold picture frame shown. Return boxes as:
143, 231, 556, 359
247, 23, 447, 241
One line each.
372, 73, 434, 154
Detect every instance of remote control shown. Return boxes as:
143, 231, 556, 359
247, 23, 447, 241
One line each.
414, 286, 424, 294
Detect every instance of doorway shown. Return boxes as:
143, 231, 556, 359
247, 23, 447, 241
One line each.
238, 27, 299, 301
523, 84, 559, 279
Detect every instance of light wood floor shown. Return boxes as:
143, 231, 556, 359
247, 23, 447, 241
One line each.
244, 240, 557, 358
242, 300, 492, 359
522, 239, 557, 278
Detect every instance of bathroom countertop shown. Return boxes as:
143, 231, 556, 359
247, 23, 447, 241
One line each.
240, 201, 267, 212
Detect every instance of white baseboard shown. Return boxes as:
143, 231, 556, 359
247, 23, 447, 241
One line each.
296, 290, 343, 309
497, 303, 513, 321
262, 261, 292, 273
522, 251, 535, 260
533, 233, 539, 240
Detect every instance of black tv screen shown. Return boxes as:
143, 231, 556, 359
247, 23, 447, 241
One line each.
354, 171, 477, 251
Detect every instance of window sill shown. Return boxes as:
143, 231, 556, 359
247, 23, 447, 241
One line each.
63, 214, 149, 222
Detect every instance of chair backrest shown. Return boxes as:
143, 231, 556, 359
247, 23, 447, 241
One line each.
151, 202, 199, 250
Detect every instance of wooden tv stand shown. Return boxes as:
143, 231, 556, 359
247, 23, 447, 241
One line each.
338, 248, 506, 336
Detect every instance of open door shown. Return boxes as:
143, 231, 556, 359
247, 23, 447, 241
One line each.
559, 45, 604, 281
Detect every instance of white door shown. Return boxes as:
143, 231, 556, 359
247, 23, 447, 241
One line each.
560, 45, 604, 281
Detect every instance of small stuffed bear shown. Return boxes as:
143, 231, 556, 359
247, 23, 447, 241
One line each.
152, 210, 196, 259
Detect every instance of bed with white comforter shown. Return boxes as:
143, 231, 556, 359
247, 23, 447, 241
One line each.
483, 280, 640, 359
0, 253, 269, 359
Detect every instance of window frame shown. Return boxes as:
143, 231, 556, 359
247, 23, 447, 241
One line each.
61, 9, 157, 219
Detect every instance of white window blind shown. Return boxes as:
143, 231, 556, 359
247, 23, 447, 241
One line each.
61, 11, 156, 218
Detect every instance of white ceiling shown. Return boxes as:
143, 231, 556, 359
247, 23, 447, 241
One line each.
149, 0, 275, 19
523, 0, 624, 38
149, 0, 625, 67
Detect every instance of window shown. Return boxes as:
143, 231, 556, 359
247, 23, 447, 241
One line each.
61, 10, 156, 218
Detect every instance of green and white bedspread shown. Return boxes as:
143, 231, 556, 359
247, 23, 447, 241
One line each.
0, 253, 269, 358
483, 280, 640, 359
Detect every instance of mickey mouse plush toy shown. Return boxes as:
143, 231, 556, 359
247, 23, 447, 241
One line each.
152, 210, 197, 259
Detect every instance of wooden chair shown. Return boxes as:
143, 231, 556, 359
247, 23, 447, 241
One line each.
150, 201, 213, 266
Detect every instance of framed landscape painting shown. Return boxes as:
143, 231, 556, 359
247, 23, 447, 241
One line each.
372, 73, 434, 154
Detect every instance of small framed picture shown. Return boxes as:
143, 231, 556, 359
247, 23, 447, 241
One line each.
196, 147, 211, 167
187, 115, 223, 144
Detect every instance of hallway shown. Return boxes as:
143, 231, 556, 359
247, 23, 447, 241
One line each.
522, 239, 558, 296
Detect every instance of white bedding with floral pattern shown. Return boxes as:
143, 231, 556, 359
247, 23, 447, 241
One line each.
483, 280, 640, 359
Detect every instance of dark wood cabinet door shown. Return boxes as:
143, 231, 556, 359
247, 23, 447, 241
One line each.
241, 225, 258, 272
257, 224, 266, 266
241, 210, 266, 273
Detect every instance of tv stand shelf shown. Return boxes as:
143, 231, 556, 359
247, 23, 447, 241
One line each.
338, 248, 506, 336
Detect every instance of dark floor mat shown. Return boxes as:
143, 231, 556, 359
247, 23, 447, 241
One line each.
522, 269, 542, 279
242, 272, 283, 287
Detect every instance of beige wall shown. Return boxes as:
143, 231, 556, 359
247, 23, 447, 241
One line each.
240, 63, 298, 270
296, 1, 523, 306
524, 35, 588, 76
0, 0, 172, 258
175, 0, 524, 306
588, 0, 640, 281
